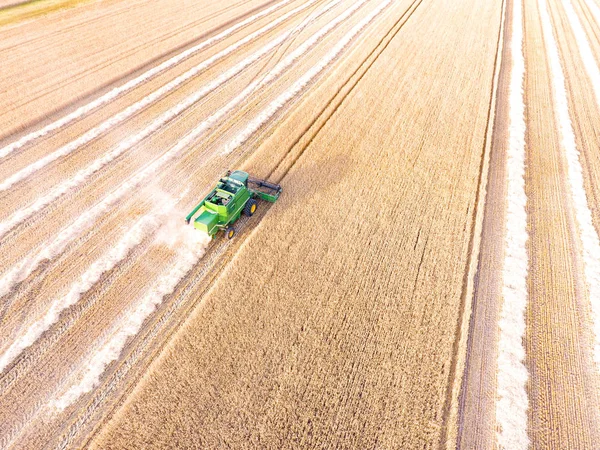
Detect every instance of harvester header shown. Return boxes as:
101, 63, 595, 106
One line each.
185, 170, 282, 239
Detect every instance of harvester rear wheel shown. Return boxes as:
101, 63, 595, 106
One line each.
244, 199, 257, 217
225, 226, 235, 239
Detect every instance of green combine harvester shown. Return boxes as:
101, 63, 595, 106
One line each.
185, 170, 282, 239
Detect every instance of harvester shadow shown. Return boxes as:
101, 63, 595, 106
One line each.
248, 150, 352, 240
170, 150, 350, 303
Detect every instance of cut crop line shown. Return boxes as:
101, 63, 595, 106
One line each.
540, 0, 600, 368
0, 228, 154, 395
266, 0, 423, 182
581, 0, 600, 34
0, 0, 325, 192
51, 227, 211, 411
495, 0, 529, 447
50, 0, 411, 438
48, 0, 390, 413
0, 0, 295, 159
561, 0, 600, 106
0, 0, 344, 242
0, 229, 205, 450
0, 0, 362, 303
0, 0, 240, 53
0, 195, 188, 389
55, 231, 233, 449
450, 0, 507, 444
221, 0, 394, 156
0, 214, 159, 375
0, 203, 183, 447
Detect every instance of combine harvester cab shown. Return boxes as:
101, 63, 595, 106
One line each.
185, 170, 282, 239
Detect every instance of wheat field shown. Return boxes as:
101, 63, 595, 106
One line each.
0, 0, 599, 447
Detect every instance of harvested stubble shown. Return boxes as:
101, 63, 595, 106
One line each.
0, 0, 383, 446
521, 0, 600, 447
0, 0, 270, 137
552, 0, 600, 227
91, 0, 503, 447
457, 0, 600, 446
6, 0, 600, 445
456, 0, 510, 445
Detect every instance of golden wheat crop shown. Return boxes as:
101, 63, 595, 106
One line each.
1, 0, 600, 447
90, 0, 503, 446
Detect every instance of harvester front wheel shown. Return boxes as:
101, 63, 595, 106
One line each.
225, 226, 235, 239
244, 199, 257, 217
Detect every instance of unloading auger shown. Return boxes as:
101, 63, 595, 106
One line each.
185, 170, 282, 239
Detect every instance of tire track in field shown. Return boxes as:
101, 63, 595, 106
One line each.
446, 0, 507, 444
0, 0, 357, 324
265, 0, 424, 182
0, 0, 296, 158
0, 0, 326, 193
219, 0, 393, 156
455, 0, 511, 447
0, 0, 340, 248
44, 0, 375, 412
45, 1, 414, 446
540, 0, 600, 372
0, 2, 375, 445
